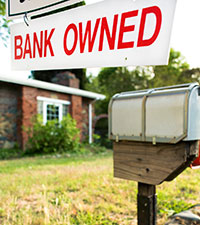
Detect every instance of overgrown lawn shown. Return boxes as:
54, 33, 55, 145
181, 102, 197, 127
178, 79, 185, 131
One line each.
0, 151, 199, 224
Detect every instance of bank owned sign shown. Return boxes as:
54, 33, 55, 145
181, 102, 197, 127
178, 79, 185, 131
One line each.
11, 0, 177, 71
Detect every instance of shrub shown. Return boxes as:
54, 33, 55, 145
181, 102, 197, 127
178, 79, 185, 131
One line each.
25, 114, 80, 154
0, 148, 22, 160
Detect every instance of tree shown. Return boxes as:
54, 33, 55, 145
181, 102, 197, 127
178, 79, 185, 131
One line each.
98, 67, 151, 97
0, 0, 9, 44
150, 49, 190, 87
0, 0, 5, 15
178, 68, 200, 84
86, 66, 152, 114
86, 49, 196, 115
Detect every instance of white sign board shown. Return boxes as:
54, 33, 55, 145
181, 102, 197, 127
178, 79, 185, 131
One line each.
6, 0, 83, 19
11, 0, 177, 71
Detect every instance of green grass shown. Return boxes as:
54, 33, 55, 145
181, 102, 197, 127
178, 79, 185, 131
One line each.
0, 150, 199, 224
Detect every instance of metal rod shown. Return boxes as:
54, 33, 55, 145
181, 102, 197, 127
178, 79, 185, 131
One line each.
88, 103, 93, 144
137, 182, 157, 225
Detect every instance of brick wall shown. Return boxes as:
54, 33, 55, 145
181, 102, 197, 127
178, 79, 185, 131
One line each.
0, 82, 21, 149
82, 98, 94, 140
21, 86, 71, 149
71, 95, 83, 136
0, 82, 93, 149
21, 86, 37, 149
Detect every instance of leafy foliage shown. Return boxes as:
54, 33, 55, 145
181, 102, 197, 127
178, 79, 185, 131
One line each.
150, 48, 190, 87
86, 66, 151, 114
25, 114, 80, 154
0, 0, 9, 45
86, 48, 200, 115
98, 67, 150, 97
0, 148, 21, 160
0, 0, 5, 15
180, 67, 200, 84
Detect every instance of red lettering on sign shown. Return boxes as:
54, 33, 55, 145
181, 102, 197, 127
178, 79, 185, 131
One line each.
14, 28, 55, 60
118, 10, 138, 49
23, 34, 32, 59
44, 28, 55, 57
99, 14, 118, 51
14, 6, 163, 61
63, 24, 78, 55
14, 35, 23, 60
137, 6, 162, 47
33, 31, 43, 58
79, 18, 100, 53
61, 7, 162, 56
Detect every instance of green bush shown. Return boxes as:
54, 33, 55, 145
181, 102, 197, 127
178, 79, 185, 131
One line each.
25, 114, 80, 154
0, 148, 22, 160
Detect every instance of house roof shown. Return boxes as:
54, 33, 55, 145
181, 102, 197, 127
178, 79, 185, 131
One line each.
0, 74, 105, 100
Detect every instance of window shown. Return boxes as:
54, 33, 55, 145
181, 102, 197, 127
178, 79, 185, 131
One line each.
46, 104, 59, 121
37, 96, 70, 124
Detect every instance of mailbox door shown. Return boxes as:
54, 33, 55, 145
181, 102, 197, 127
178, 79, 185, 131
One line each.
146, 93, 185, 139
111, 97, 143, 139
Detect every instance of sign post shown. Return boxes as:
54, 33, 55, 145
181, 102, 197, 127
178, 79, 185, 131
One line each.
138, 183, 156, 225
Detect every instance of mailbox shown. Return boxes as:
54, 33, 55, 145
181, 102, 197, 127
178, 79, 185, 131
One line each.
109, 83, 200, 144
109, 83, 200, 185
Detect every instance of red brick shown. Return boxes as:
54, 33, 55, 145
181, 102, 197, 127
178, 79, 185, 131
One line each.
0, 82, 94, 149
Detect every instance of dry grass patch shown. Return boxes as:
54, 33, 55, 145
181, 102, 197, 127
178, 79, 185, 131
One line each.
0, 151, 199, 224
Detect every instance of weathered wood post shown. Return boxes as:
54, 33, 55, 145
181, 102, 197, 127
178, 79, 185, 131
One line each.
108, 83, 200, 224
138, 183, 156, 225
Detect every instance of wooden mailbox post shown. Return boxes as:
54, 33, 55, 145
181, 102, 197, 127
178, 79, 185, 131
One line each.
109, 83, 200, 225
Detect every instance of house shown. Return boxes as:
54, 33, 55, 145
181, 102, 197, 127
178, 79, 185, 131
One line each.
0, 73, 105, 149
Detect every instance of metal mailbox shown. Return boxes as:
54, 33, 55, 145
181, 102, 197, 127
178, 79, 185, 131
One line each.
109, 83, 200, 185
109, 83, 200, 145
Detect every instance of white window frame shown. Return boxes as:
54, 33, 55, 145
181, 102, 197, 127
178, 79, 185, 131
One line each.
43, 102, 61, 124
37, 96, 70, 124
